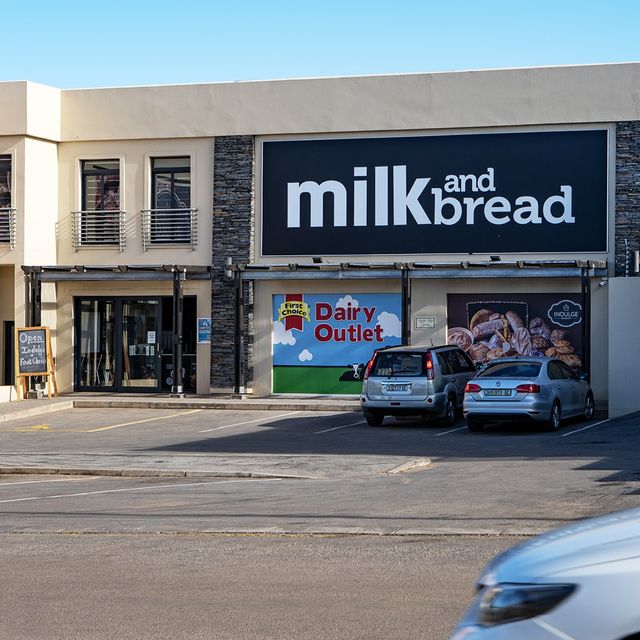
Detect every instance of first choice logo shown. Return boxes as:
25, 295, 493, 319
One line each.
547, 300, 583, 328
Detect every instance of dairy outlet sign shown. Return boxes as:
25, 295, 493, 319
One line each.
272, 293, 402, 394
261, 130, 608, 256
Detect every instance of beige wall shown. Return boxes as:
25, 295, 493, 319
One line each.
0, 84, 29, 137
3, 65, 640, 143
255, 276, 608, 405
23, 138, 58, 264
608, 278, 640, 417
55, 280, 211, 395
57, 138, 213, 265
0, 82, 60, 140
59, 64, 640, 141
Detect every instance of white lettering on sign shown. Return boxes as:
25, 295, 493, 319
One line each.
286, 167, 575, 228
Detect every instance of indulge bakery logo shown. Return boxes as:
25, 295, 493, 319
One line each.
286, 167, 575, 229
547, 300, 583, 328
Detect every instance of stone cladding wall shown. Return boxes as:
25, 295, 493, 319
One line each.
211, 136, 255, 389
616, 122, 640, 276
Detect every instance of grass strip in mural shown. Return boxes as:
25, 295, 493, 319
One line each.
273, 366, 363, 395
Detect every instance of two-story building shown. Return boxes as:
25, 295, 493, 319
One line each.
1, 63, 640, 416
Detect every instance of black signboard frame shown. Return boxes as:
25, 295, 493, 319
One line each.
14, 326, 57, 400
16, 327, 50, 376
260, 129, 609, 257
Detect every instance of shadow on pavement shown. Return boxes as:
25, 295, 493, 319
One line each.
138, 409, 640, 489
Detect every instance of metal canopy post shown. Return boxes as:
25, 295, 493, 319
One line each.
29, 270, 42, 327
581, 267, 591, 379
401, 266, 411, 346
171, 268, 185, 396
233, 268, 245, 396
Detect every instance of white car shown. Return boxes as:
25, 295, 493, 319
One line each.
450, 508, 640, 639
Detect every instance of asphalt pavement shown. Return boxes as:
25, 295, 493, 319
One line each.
0, 398, 638, 536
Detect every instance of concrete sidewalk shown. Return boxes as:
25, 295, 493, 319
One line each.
0, 393, 361, 424
0, 393, 366, 480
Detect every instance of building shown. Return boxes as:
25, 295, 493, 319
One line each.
0, 63, 639, 416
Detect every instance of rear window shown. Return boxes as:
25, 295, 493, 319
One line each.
372, 352, 424, 377
478, 362, 542, 378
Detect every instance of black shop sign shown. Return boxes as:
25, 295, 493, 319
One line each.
261, 129, 608, 256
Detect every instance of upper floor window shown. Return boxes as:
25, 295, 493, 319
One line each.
151, 157, 191, 210
73, 160, 124, 250
0, 155, 11, 208
82, 160, 120, 210
0, 156, 14, 248
146, 157, 194, 247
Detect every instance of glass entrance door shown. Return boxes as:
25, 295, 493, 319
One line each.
121, 299, 161, 390
77, 299, 116, 389
75, 297, 162, 392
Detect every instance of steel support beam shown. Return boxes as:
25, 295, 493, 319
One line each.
233, 269, 245, 396
171, 269, 185, 396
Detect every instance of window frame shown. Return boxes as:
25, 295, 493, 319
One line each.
0, 153, 15, 248
150, 156, 191, 210
0, 154, 12, 209
81, 159, 121, 212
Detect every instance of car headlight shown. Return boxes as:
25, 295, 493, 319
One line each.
477, 583, 576, 626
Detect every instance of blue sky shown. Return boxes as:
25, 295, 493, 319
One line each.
6, 0, 640, 88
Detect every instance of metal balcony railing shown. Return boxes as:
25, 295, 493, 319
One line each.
71, 210, 126, 252
140, 208, 198, 251
0, 208, 16, 250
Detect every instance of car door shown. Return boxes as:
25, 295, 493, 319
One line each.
557, 361, 582, 415
443, 350, 470, 406
547, 360, 573, 413
436, 351, 454, 397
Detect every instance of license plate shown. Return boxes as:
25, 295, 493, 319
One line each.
383, 383, 411, 393
484, 389, 511, 397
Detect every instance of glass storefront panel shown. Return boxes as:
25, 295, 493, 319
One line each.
75, 296, 196, 393
122, 299, 160, 388
78, 299, 116, 388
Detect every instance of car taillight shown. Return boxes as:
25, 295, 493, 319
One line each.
363, 357, 375, 380
465, 383, 481, 393
426, 352, 434, 380
515, 384, 540, 393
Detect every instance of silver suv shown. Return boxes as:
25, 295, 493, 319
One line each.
360, 345, 476, 427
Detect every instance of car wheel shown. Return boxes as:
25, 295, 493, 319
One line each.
584, 393, 595, 421
467, 417, 484, 432
440, 397, 456, 427
365, 412, 384, 427
544, 401, 561, 432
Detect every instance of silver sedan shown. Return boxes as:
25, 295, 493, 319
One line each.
463, 356, 594, 432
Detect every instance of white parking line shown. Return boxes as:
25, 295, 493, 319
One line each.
314, 421, 364, 434
561, 419, 610, 437
199, 411, 300, 433
435, 426, 467, 436
0, 478, 280, 505
89, 409, 203, 432
0, 477, 98, 486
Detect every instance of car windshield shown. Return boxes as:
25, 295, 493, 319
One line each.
478, 362, 542, 378
372, 352, 424, 377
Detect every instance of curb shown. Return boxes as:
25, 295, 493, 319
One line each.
0, 401, 74, 424
387, 458, 432, 474
71, 400, 361, 412
0, 467, 317, 480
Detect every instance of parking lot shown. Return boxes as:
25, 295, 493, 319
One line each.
0, 406, 638, 535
